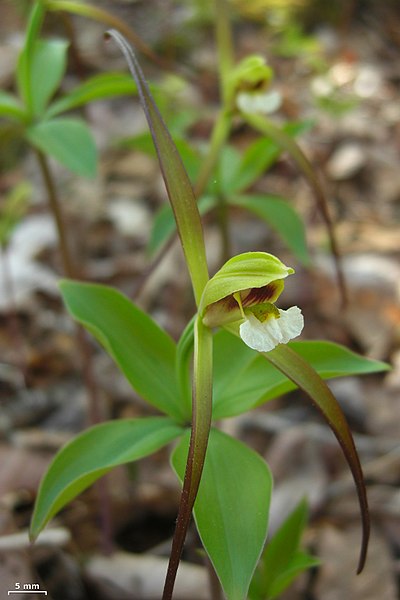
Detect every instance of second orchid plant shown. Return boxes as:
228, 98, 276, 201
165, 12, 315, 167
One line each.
28, 18, 390, 600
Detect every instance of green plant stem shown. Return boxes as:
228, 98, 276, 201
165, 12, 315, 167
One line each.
212, 0, 235, 266
216, 193, 231, 263
108, 32, 216, 598
162, 319, 213, 600
215, 0, 235, 105
35, 150, 75, 278
35, 149, 103, 421
194, 108, 231, 198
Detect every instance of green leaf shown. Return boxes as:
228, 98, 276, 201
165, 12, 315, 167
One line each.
19, 39, 69, 117
45, 72, 138, 118
172, 428, 272, 600
227, 120, 313, 194
264, 343, 370, 573
16, 1, 46, 112
266, 551, 320, 599
0, 91, 27, 122
60, 281, 184, 421
107, 29, 208, 305
148, 195, 216, 256
213, 334, 389, 419
17, 40, 68, 117
30, 417, 183, 540
250, 499, 319, 600
26, 117, 97, 177
213, 327, 256, 410
230, 194, 310, 265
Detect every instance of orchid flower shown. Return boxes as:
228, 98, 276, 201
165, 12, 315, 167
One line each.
201, 252, 304, 353
239, 303, 304, 352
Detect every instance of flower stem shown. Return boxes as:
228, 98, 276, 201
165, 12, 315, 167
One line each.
162, 318, 213, 600
216, 193, 231, 263
195, 108, 231, 199
215, 0, 235, 105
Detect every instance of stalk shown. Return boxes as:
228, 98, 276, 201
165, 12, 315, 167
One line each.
213, 0, 235, 265
35, 150, 75, 277
106, 31, 215, 600
162, 319, 213, 600
215, 0, 235, 104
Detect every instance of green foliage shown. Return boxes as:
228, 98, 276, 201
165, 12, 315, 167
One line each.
60, 281, 184, 422
33, 275, 387, 596
249, 499, 320, 600
0, 91, 27, 121
56, 282, 390, 426
17, 38, 69, 117
225, 121, 313, 194
0, 3, 148, 177
106, 29, 209, 305
315, 93, 359, 117
273, 22, 321, 59
44, 72, 138, 118
212, 332, 389, 419
146, 121, 312, 264
173, 428, 272, 600
26, 118, 97, 177
30, 417, 183, 540
3, 15, 95, 175
230, 194, 310, 266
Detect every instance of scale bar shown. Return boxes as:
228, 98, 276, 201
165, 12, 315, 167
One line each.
8, 592, 47, 595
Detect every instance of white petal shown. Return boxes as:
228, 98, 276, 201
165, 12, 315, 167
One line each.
239, 306, 304, 353
276, 306, 304, 344
236, 90, 282, 114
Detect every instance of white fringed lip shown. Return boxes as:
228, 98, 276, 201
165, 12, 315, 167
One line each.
239, 306, 304, 353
